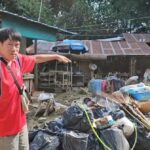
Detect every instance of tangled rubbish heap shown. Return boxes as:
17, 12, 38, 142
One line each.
28, 82, 150, 150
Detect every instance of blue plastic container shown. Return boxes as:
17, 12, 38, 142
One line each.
131, 92, 150, 101
120, 83, 150, 101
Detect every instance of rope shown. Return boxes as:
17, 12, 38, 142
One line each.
80, 104, 111, 150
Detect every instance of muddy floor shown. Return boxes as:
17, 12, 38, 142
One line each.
27, 87, 91, 130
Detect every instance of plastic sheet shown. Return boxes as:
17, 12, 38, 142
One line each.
62, 105, 94, 132
29, 131, 60, 150
62, 131, 89, 150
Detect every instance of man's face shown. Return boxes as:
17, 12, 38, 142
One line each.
0, 39, 20, 61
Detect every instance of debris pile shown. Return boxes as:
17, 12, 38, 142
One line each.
28, 81, 150, 150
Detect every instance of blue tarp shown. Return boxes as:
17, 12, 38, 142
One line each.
52, 39, 88, 54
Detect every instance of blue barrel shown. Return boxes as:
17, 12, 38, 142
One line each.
88, 79, 101, 96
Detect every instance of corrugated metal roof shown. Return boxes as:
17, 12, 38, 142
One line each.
123, 33, 150, 43
26, 40, 55, 53
26, 34, 150, 58
83, 40, 150, 56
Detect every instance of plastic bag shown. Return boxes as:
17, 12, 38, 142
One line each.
100, 128, 130, 150
62, 131, 89, 150
29, 131, 60, 150
62, 105, 94, 132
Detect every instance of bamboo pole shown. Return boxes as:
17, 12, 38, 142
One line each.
101, 92, 150, 131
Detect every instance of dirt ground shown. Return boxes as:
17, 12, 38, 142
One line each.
27, 87, 91, 130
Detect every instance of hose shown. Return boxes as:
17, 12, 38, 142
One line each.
80, 104, 111, 150
131, 124, 138, 150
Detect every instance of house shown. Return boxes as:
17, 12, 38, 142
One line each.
80, 33, 150, 79
27, 33, 150, 90
0, 10, 75, 41
0, 10, 76, 91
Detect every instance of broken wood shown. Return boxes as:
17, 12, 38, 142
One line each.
101, 92, 150, 131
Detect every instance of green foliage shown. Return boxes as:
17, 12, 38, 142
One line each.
17, 0, 55, 24
0, 0, 19, 13
0, 0, 55, 25
109, 0, 150, 33
0, 0, 149, 39
55, 0, 93, 27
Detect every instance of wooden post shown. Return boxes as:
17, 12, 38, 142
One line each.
34, 40, 38, 90
130, 56, 136, 76
20, 37, 26, 54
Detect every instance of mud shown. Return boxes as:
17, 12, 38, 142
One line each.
27, 87, 90, 130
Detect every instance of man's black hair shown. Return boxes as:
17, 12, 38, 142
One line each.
0, 28, 21, 43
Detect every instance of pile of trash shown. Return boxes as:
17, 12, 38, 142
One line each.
29, 77, 150, 150
29, 104, 129, 149
29, 92, 150, 150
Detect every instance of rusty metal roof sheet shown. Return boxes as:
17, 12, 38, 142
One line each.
82, 40, 150, 57
123, 33, 150, 43
26, 34, 150, 58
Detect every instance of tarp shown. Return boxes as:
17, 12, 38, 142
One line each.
52, 39, 89, 54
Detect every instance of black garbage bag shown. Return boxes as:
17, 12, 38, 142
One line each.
92, 107, 106, 119
46, 118, 64, 135
29, 129, 39, 143
87, 128, 130, 150
128, 126, 150, 150
62, 105, 94, 132
109, 109, 126, 120
30, 131, 60, 150
100, 128, 130, 150
87, 133, 104, 150
62, 131, 89, 150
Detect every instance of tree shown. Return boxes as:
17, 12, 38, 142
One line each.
0, 0, 55, 25
0, 0, 149, 39
0, 0, 20, 13
17, 0, 55, 24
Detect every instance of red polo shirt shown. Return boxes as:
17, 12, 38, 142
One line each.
0, 54, 36, 136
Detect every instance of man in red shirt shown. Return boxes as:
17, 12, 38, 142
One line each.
0, 28, 71, 150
